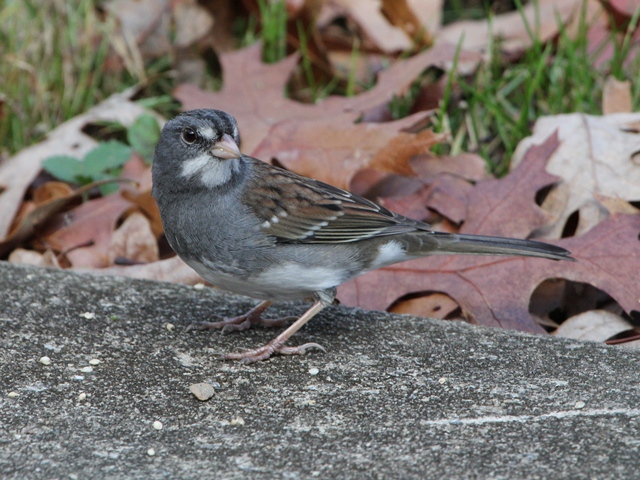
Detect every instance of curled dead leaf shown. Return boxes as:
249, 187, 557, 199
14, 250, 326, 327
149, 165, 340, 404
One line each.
41, 191, 134, 268
554, 310, 633, 342
0, 179, 128, 259
340, 134, 640, 334
389, 292, 460, 319
0, 87, 147, 240
439, 0, 582, 56
334, 0, 414, 53
513, 113, 640, 237
594, 194, 639, 215
379, 0, 435, 49
33, 182, 75, 204
8, 248, 61, 268
121, 189, 163, 238
107, 212, 159, 265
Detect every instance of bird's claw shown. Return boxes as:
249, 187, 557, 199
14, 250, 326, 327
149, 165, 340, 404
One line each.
219, 341, 325, 363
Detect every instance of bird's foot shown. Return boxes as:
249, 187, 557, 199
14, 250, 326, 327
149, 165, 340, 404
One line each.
186, 301, 295, 334
219, 340, 325, 364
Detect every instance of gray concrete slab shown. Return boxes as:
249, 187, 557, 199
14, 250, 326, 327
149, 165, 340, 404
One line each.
1, 261, 639, 479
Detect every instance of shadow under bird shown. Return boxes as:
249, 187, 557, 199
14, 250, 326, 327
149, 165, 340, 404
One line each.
151, 109, 574, 363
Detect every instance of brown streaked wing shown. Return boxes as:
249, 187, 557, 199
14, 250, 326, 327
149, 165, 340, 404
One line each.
245, 158, 427, 243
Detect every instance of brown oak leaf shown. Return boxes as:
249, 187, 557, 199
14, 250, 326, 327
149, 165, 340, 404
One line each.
512, 112, 640, 238
339, 133, 640, 332
174, 42, 480, 189
339, 213, 639, 333
41, 194, 134, 269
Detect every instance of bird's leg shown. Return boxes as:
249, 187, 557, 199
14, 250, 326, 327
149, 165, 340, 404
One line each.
220, 299, 326, 363
187, 300, 296, 334
220, 289, 335, 363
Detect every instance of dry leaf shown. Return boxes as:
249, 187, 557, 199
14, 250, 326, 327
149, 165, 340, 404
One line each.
365, 152, 488, 223
337, 43, 481, 117
340, 212, 640, 333
174, 42, 480, 153
9, 248, 61, 268
121, 152, 153, 191
376, 182, 435, 222
602, 76, 632, 114
512, 113, 640, 238
174, 42, 479, 190
107, 212, 159, 265
0, 88, 148, 240
554, 310, 633, 341
175, 44, 310, 154
322, 0, 442, 52
379, 0, 435, 48
104, 0, 171, 59
595, 194, 640, 215
599, 0, 640, 27
339, 134, 640, 332
439, 0, 582, 55
121, 189, 164, 238
410, 153, 489, 182
0, 180, 126, 258
252, 113, 442, 190
174, 0, 214, 48
42, 194, 134, 268
334, 0, 414, 53
389, 292, 459, 319
410, 155, 489, 220
405, 0, 443, 37
461, 133, 560, 237
407, 175, 472, 224
575, 0, 633, 70
33, 182, 75, 204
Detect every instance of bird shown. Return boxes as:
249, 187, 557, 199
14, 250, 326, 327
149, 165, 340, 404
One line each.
151, 109, 574, 363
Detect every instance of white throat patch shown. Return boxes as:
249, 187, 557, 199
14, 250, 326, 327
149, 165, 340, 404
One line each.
180, 153, 237, 188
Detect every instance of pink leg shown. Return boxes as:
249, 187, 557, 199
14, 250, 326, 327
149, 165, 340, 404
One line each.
186, 300, 295, 334
220, 299, 327, 363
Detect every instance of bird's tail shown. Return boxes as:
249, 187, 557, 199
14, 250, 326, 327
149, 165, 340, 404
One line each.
423, 232, 574, 262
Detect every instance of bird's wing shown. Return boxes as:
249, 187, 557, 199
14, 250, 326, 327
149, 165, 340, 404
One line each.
245, 159, 430, 244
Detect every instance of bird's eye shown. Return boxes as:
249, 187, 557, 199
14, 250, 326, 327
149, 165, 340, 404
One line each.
182, 128, 197, 144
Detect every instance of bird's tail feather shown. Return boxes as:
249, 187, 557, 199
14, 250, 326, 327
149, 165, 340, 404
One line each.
424, 232, 574, 262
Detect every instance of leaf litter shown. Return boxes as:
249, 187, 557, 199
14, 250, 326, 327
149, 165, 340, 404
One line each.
1, 0, 639, 346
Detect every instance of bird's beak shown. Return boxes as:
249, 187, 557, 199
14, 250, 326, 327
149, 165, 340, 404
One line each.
211, 133, 241, 160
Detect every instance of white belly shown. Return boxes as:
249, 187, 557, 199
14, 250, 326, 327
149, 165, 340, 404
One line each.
184, 258, 346, 301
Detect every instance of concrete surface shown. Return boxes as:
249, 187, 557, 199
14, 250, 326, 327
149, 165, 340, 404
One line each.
1, 261, 639, 479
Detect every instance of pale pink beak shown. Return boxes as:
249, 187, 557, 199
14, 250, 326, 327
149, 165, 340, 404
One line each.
211, 133, 241, 160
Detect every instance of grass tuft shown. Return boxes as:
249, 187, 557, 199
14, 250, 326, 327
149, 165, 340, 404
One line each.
0, 0, 122, 153
434, 0, 640, 174
257, 0, 288, 63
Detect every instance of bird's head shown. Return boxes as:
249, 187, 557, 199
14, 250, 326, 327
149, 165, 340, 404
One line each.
152, 109, 243, 191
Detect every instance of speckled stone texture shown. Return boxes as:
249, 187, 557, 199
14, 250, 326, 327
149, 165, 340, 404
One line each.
1, 262, 639, 479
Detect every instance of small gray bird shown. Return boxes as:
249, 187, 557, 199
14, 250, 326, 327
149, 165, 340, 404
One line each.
152, 109, 573, 363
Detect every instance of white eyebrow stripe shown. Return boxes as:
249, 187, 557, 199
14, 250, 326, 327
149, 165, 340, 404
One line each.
199, 126, 216, 140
